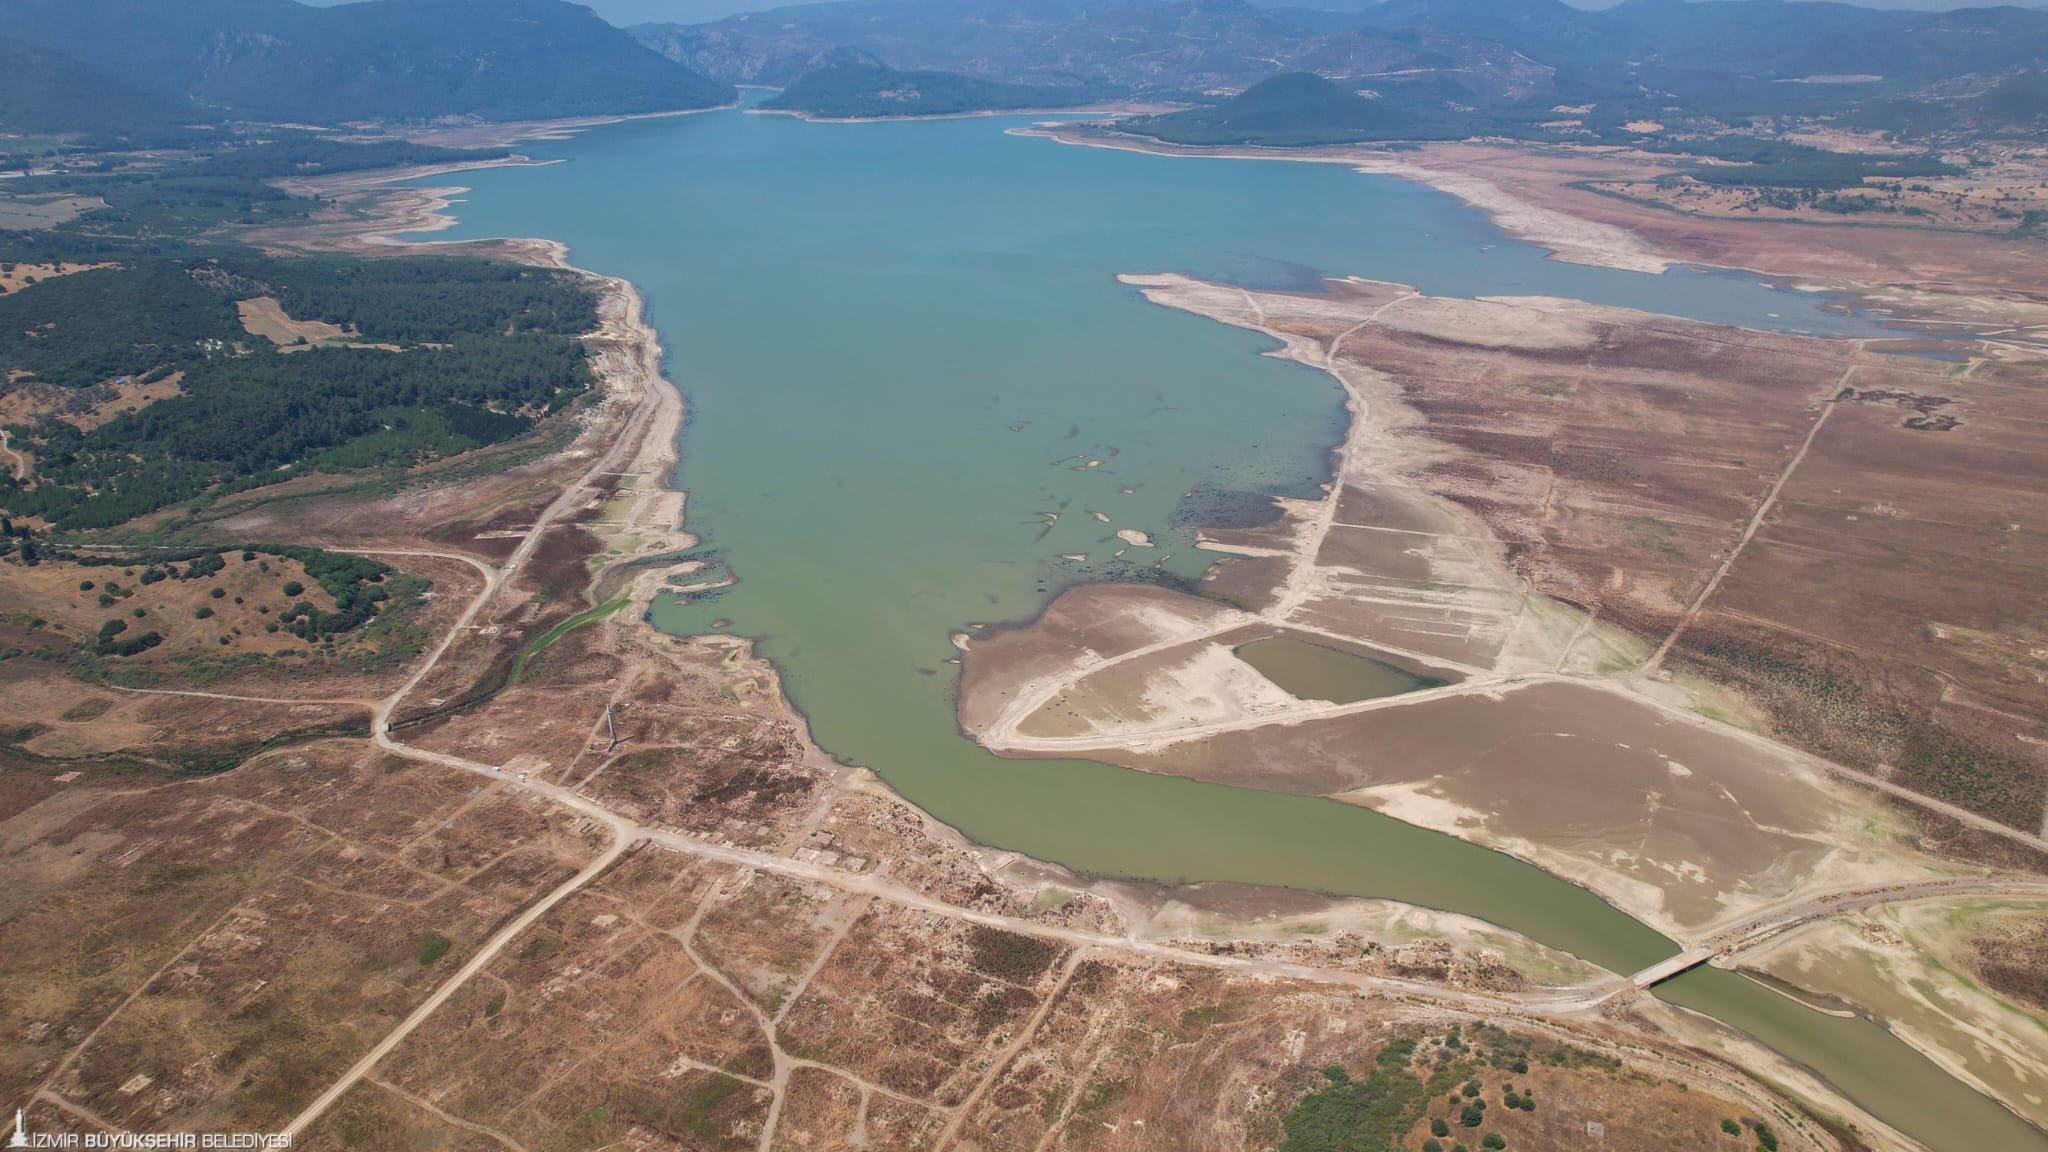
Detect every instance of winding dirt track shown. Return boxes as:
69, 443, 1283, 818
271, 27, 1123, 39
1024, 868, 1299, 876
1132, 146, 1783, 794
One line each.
0, 430, 29, 482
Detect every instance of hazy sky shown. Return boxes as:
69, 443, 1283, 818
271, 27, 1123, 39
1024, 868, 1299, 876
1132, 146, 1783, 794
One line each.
297, 0, 2048, 28
581, 0, 778, 21
580, 0, 2045, 26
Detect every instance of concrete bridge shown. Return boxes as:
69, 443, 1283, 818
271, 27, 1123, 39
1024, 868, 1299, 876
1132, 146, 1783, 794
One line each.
1629, 948, 1716, 989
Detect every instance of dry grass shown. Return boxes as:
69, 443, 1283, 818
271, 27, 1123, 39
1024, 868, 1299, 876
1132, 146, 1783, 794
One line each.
1591, 165, 2048, 235
0, 372, 185, 436
0, 254, 108, 290
0, 550, 341, 661
236, 296, 399, 353
1, 740, 596, 1133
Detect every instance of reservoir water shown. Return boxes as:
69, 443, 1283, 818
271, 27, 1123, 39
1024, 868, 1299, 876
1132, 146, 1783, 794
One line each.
1234, 636, 1448, 703
410, 100, 2043, 1149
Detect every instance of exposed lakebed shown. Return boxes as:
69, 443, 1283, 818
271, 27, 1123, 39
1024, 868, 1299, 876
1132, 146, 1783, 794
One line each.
409, 98, 2042, 1149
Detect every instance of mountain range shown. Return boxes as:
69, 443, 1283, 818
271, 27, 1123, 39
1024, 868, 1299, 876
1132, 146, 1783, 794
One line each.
757, 47, 1113, 117
5, 0, 2041, 141
0, 0, 733, 136
634, 0, 2048, 135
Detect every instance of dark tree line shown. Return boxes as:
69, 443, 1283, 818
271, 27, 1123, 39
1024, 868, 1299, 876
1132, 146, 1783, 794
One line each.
6, 336, 590, 528
0, 260, 243, 388
1, 253, 600, 529
230, 255, 601, 343
189, 137, 506, 182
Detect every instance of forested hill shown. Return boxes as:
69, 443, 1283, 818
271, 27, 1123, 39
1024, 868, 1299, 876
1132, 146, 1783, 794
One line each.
0, 256, 600, 530
0, 0, 734, 135
1125, 73, 1419, 146
0, 45, 183, 138
759, 51, 1109, 119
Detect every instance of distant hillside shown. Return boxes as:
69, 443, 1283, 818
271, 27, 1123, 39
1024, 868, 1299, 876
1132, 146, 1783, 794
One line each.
1603, 0, 2048, 86
1125, 72, 1421, 145
635, 0, 2048, 135
633, 0, 1501, 95
1974, 68, 2048, 126
0, 0, 734, 132
0, 44, 183, 138
759, 50, 1108, 119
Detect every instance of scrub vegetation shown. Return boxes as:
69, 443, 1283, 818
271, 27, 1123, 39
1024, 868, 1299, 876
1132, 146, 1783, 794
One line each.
1278, 1025, 1743, 1152
0, 542, 432, 690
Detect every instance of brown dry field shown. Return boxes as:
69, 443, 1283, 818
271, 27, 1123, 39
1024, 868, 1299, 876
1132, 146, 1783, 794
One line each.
1318, 288, 2048, 830
0, 547, 481, 703
1403, 142, 2048, 302
0, 738, 598, 1135
406, 624, 825, 854
290, 833, 1785, 1152
1959, 902, 2048, 1012
1283, 280, 1860, 645
1089, 680, 1937, 936
1011, 624, 1281, 739
895, 962, 1767, 1152
1591, 176, 2048, 236
236, 295, 369, 351
0, 665, 366, 768
1678, 368, 2048, 831
2, 550, 341, 658
0, 257, 112, 294
0, 372, 185, 436
1089, 275, 2048, 835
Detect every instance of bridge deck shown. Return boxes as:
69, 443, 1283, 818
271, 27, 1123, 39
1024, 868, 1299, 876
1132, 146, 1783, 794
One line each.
1631, 948, 1716, 988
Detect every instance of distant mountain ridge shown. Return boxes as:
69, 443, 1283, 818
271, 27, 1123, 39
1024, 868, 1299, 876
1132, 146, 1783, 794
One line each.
633, 0, 2048, 133
636, 0, 1562, 103
1129, 72, 1418, 144
758, 47, 1112, 117
0, 0, 734, 134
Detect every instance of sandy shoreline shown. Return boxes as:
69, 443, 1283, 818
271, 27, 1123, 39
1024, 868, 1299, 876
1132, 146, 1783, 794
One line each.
1010, 123, 1675, 274
749, 100, 1180, 125
398, 99, 742, 149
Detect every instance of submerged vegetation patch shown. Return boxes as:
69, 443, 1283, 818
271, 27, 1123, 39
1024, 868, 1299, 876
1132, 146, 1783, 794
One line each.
1172, 486, 1289, 531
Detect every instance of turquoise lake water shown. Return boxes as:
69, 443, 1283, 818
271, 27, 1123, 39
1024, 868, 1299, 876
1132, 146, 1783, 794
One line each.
409, 100, 2042, 1149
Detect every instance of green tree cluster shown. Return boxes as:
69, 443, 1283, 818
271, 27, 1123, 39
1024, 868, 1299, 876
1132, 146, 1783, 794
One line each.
1, 256, 598, 529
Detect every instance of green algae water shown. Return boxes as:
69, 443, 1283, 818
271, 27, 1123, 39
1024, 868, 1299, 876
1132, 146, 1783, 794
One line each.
1234, 636, 1447, 703
1662, 968, 2048, 1151
412, 100, 2041, 1149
